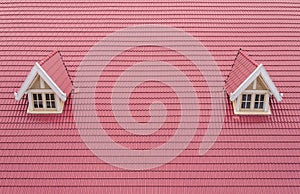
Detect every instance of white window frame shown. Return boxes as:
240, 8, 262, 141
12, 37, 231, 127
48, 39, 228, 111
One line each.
27, 89, 61, 112
32, 93, 44, 110
45, 93, 56, 109
253, 93, 266, 110
27, 76, 61, 113
236, 90, 270, 113
240, 93, 252, 110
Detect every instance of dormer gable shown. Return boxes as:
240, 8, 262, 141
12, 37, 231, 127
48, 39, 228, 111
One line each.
225, 50, 283, 115
14, 51, 72, 114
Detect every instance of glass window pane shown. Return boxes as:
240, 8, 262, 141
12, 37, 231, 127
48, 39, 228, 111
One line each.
260, 95, 265, 101
247, 94, 251, 101
34, 101, 38, 108
242, 94, 246, 101
51, 101, 56, 108
33, 94, 37, 100
38, 101, 43, 108
246, 102, 251, 108
38, 94, 42, 100
255, 94, 259, 101
254, 102, 259, 109
259, 102, 264, 108
46, 94, 49, 100
50, 94, 55, 100
46, 101, 51, 108
241, 102, 245, 109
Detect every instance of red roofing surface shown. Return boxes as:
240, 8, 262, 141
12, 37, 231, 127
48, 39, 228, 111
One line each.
225, 50, 259, 95
1, 1, 300, 193
39, 50, 72, 97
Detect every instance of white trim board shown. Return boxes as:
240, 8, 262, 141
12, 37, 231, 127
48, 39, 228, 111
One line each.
14, 62, 67, 102
229, 64, 283, 102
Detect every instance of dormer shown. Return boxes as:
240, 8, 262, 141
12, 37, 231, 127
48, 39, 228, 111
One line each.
14, 51, 72, 114
225, 50, 283, 115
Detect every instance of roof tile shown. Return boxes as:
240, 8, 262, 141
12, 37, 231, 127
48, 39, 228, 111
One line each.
0, 1, 300, 193
39, 51, 73, 97
225, 50, 259, 95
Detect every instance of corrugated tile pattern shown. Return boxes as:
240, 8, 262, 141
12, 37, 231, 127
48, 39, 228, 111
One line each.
0, 1, 300, 193
39, 51, 72, 97
225, 50, 258, 95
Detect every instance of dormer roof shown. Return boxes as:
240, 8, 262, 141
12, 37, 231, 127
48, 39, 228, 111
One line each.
225, 50, 283, 102
14, 51, 72, 102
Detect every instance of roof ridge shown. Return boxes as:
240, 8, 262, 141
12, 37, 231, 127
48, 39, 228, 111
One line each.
57, 51, 73, 88
225, 48, 241, 84
39, 50, 59, 65
239, 49, 259, 67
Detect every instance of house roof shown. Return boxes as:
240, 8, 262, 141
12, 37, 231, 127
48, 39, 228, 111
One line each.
225, 50, 259, 95
225, 50, 283, 102
1, 1, 300, 193
14, 51, 72, 102
39, 51, 73, 98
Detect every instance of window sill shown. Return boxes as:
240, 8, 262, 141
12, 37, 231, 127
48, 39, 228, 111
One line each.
27, 108, 63, 114
233, 108, 271, 115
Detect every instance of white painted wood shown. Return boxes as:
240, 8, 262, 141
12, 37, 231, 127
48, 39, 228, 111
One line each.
250, 93, 255, 111
28, 89, 53, 93
243, 90, 269, 94
230, 64, 262, 101
264, 93, 270, 112
236, 95, 241, 111
42, 93, 46, 109
55, 94, 61, 111
28, 92, 33, 111
260, 65, 282, 102
14, 62, 67, 102
235, 91, 270, 114
35, 62, 67, 101
14, 65, 38, 100
253, 78, 257, 89
230, 64, 283, 102
40, 77, 45, 89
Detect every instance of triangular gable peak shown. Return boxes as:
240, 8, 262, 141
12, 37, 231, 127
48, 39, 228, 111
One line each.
14, 61, 67, 102
225, 50, 283, 115
229, 64, 283, 102
14, 51, 72, 113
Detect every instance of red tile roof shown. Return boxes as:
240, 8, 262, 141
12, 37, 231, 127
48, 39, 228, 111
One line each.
1, 1, 300, 193
225, 50, 259, 95
39, 50, 72, 97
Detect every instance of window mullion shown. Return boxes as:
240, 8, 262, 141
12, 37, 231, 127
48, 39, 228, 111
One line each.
236, 95, 241, 112
42, 93, 46, 110
28, 92, 33, 111
264, 93, 269, 111
250, 93, 255, 110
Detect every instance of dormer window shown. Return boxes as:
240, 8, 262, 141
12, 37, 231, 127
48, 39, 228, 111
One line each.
33, 93, 44, 109
241, 94, 252, 109
14, 51, 72, 114
225, 50, 283, 115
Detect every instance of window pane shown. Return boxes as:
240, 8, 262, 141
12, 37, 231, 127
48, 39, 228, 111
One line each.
242, 94, 246, 101
46, 101, 51, 108
241, 102, 245, 109
255, 94, 259, 101
246, 102, 251, 108
260, 95, 265, 101
254, 102, 259, 109
38, 94, 42, 100
33, 94, 37, 100
50, 94, 55, 100
38, 101, 43, 108
46, 94, 49, 100
34, 101, 38, 108
247, 94, 251, 101
51, 101, 56, 108
259, 102, 264, 108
